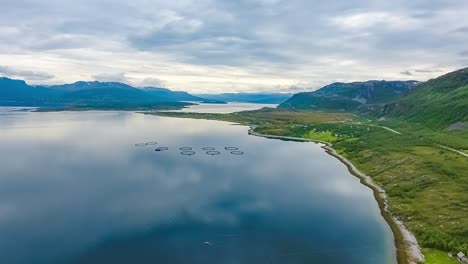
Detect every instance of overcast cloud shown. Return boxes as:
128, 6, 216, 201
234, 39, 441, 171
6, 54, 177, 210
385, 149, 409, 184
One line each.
0, 0, 467, 93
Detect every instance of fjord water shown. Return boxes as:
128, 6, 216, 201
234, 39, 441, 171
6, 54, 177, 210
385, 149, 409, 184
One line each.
0, 108, 396, 264
172, 102, 278, 113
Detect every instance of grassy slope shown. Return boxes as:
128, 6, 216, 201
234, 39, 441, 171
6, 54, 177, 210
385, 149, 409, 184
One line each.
381, 69, 468, 128
423, 249, 459, 264
402, 83, 468, 128
153, 109, 468, 264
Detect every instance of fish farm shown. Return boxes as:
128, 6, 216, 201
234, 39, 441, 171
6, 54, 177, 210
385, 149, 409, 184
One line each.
136, 142, 244, 156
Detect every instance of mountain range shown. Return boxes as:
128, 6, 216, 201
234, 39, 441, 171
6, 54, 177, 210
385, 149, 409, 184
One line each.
2, 66, 467, 128
0, 78, 292, 108
279, 80, 419, 111
0, 78, 217, 108
279, 68, 468, 128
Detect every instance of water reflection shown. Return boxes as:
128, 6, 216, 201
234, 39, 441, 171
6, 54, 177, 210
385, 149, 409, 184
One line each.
171, 102, 277, 113
0, 109, 395, 264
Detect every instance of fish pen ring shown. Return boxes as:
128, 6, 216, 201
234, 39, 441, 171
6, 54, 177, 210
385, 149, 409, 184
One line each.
155, 147, 168, 151
206, 150, 221, 156
230, 151, 244, 155
180, 147, 193, 150
181, 150, 196, 156
202, 147, 216, 150
225, 147, 238, 150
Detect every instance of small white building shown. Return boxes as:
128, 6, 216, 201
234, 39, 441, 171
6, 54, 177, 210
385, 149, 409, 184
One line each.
457, 252, 468, 263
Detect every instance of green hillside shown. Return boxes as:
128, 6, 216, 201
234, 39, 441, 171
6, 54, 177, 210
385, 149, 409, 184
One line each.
379, 68, 468, 128
279, 81, 417, 111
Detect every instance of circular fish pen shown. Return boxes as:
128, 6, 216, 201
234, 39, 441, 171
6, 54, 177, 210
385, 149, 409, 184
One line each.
230, 151, 244, 155
155, 147, 168, 151
181, 150, 196, 156
180, 147, 193, 151
146, 142, 158, 145
225, 147, 238, 151
202, 147, 216, 150
206, 150, 221, 156
135, 143, 148, 147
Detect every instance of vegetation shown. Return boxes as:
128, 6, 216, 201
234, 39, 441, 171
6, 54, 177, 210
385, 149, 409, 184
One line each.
304, 130, 337, 142
380, 68, 468, 128
422, 249, 459, 264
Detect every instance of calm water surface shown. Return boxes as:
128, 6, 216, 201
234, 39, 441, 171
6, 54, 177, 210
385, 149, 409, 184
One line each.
173, 102, 277, 113
0, 108, 396, 264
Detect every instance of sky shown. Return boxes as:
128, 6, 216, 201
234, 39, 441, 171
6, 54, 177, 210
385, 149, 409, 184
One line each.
0, 0, 467, 93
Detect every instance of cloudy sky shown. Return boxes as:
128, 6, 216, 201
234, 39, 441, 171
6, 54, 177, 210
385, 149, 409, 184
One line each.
0, 0, 467, 93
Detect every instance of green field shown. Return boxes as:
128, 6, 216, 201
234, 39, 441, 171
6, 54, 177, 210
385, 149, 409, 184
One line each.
151, 108, 468, 264
423, 249, 459, 264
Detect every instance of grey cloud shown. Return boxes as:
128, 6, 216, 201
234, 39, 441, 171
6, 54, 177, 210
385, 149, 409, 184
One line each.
0, 65, 54, 80
460, 50, 468, 57
277, 86, 309, 93
126, 4, 293, 66
92, 73, 167, 88
414, 69, 443, 73
400, 70, 413, 76
400, 68, 446, 76
129, 31, 291, 66
0, 0, 468, 92
92, 72, 129, 83
138, 78, 167, 88
453, 26, 468, 33
399, 68, 447, 77
28, 35, 97, 51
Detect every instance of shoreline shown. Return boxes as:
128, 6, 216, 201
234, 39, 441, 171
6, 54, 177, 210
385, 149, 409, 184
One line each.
248, 127, 424, 264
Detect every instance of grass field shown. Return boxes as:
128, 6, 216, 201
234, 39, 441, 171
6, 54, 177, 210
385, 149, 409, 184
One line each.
151, 109, 468, 264
423, 249, 459, 264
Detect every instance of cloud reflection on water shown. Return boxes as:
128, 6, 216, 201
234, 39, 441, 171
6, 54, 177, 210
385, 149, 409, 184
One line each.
0, 109, 395, 264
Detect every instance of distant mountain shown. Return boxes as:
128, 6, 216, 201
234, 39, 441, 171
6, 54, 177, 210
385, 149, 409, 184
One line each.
0, 78, 214, 107
0, 77, 63, 106
49, 81, 221, 103
279, 80, 418, 111
197, 93, 292, 104
378, 67, 468, 128
49, 81, 136, 92
61, 87, 152, 106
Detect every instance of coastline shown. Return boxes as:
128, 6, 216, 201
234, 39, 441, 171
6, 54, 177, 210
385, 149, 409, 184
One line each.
248, 127, 424, 264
